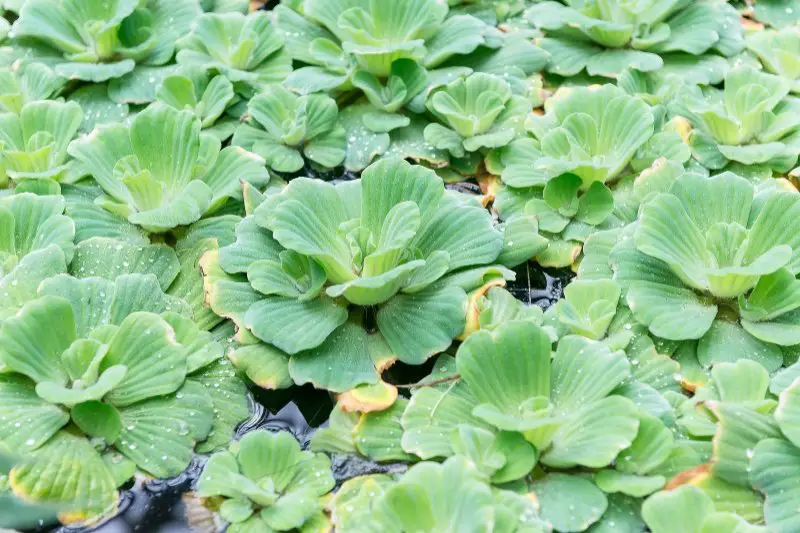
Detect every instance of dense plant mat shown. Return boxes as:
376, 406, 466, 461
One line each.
2, 0, 800, 532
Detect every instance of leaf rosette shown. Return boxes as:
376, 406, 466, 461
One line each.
197, 430, 334, 532
488, 84, 679, 267
423, 72, 531, 158
610, 171, 800, 372
176, 11, 293, 95
232, 84, 346, 173
155, 68, 240, 141
746, 28, 800, 93
68, 103, 271, 233
0, 272, 234, 522
527, 0, 743, 78
0, 62, 65, 115
346, 456, 547, 533
204, 158, 519, 392
0, 100, 83, 184
9, 0, 201, 85
675, 66, 800, 172
396, 321, 680, 531
456, 321, 640, 469
275, 0, 504, 93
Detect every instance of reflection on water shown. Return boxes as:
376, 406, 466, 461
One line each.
506, 261, 574, 310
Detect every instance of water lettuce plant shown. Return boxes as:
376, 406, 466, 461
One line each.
610, 172, 800, 372
0, 100, 83, 184
232, 84, 346, 172
275, 0, 500, 93
68, 103, 270, 233
0, 273, 229, 521
204, 157, 528, 393
0, 62, 65, 114
746, 28, 800, 93
155, 69, 239, 140
0, 193, 73, 320
527, 0, 743, 77
675, 66, 800, 172
424, 72, 530, 159
176, 11, 292, 95
10, 0, 200, 85
197, 429, 334, 532
488, 84, 682, 267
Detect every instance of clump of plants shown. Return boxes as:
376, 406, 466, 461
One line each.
2, 1, 800, 531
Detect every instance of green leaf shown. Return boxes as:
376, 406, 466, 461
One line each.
10, 430, 118, 523
377, 285, 466, 365
550, 335, 631, 413
70, 238, 179, 290
229, 344, 292, 390
244, 295, 348, 355
101, 312, 187, 407
642, 485, 714, 533
532, 474, 608, 533
697, 319, 783, 372
557, 279, 620, 340
710, 402, 782, 486
594, 470, 665, 497
450, 426, 505, 481
189, 359, 249, 454
354, 400, 415, 463
625, 281, 717, 340
616, 413, 674, 475
543, 396, 640, 469
310, 404, 359, 455
380, 456, 496, 532
750, 438, 800, 533
70, 401, 122, 443
268, 178, 354, 284
401, 357, 491, 459
457, 321, 551, 414
776, 378, 800, 448
289, 319, 386, 393
115, 384, 212, 478
68, 85, 130, 133
0, 375, 68, 453
1, 295, 75, 383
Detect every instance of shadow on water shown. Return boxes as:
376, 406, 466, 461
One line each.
506, 261, 575, 311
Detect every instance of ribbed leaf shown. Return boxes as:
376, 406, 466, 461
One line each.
288, 320, 385, 393
70, 238, 179, 290
10, 430, 118, 523
626, 281, 717, 340
750, 438, 800, 533
532, 474, 607, 533
101, 313, 187, 407
0, 296, 74, 385
697, 319, 783, 372
0, 375, 68, 453
377, 285, 466, 364
244, 295, 348, 355
543, 396, 639, 469
642, 485, 713, 533
776, 379, 800, 448
550, 335, 630, 413
457, 321, 551, 412
115, 385, 212, 477
228, 344, 292, 390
